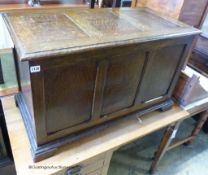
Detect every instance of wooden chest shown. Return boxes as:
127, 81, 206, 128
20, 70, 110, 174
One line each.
3, 8, 200, 162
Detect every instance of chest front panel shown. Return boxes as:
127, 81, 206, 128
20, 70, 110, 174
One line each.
135, 44, 185, 103
101, 52, 146, 115
44, 62, 97, 134
28, 38, 191, 139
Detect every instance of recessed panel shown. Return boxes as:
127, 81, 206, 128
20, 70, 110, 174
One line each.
67, 9, 142, 37
6, 13, 89, 53
44, 62, 96, 134
136, 45, 185, 103
101, 52, 146, 115
121, 9, 179, 30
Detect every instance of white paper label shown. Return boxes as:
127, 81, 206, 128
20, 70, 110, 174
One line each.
30, 66, 41, 73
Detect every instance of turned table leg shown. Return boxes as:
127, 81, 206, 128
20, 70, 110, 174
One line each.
185, 110, 208, 145
149, 121, 181, 174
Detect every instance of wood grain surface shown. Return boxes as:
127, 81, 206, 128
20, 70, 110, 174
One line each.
3, 8, 200, 61
3, 7, 200, 161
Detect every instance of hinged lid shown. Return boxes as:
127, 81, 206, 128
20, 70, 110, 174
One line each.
3, 8, 200, 61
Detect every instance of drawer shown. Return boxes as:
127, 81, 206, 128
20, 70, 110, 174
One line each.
64, 165, 103, 175
0, 49, 18, 97
54, 154, 106, 175
80, 158, 104, 174
64, 159, 105, 175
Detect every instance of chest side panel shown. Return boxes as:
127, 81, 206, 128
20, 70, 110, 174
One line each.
17, 59, 35, 130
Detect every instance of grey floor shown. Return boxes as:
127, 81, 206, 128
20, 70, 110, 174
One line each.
108, 117, 208, 175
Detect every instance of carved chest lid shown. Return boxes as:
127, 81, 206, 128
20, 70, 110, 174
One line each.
3, 8, 200, 61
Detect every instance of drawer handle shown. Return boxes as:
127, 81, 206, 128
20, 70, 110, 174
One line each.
65, 165, 82, 175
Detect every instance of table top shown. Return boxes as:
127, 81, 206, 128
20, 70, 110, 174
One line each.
2, 96, 191, 175
3, 7, 200, 61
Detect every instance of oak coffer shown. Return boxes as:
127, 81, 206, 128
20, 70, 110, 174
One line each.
3, 8, 200, 162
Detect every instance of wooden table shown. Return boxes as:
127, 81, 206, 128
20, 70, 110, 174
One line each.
150, 98, 208, 174
2, 96, 192, 175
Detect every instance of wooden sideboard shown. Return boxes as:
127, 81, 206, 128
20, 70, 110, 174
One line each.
3, 7, 200, 162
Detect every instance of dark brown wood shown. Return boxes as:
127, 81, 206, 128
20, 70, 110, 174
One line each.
91, 60, 108, 120
150, 121, 181, 174
194, 36, 208, 56
189, 36, 208, 76
3, 8, 200, 162
135, 46, 184, 103
102, 52, 145, 115
186, 111, 208, 145
0, 59, 4, 84
134, 0, 208, 74
178, 0, 208, 74
179, 0, 208, 28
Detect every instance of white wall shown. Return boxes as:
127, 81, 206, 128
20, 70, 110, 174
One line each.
0, 14, 14, 49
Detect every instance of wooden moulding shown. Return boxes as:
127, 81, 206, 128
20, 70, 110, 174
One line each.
15, 93, 174, 162
173, 66, 208, 106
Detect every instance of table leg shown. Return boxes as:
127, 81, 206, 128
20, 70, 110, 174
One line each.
185, 110, 208, 145
149, 121, 181, 174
